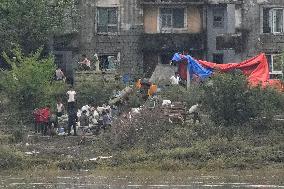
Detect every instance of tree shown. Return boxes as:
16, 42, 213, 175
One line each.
0, 47, 66, 113
0, 0, 76, 53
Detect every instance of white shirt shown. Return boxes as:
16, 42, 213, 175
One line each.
56, 103, 64, 113
170, 76, 180, 85
188, 104, 199, 114
67, 90, 76, 102
81, 105, 90, 116
55, 69, 64, 80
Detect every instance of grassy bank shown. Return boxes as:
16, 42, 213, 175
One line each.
1, 73, 284, 172
0, 117, 283, 172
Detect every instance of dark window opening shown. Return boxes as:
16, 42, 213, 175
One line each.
213, 53, 224, 64
97, 7, 118, 33
213, 8, 225, 28
98, 54, 118, 70
160, 53, 173, 64
266, 54, 284, 79
160, 8, 185, 29
263, 8, 284, 33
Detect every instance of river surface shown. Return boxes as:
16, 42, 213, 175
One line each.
0, 169, 283, 189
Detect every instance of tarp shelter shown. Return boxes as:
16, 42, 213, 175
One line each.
172, 53, 284, 91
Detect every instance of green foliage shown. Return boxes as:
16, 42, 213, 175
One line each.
0, 0, 77, 52
0, 146, 25, 170
200, 73, 284, 126
0, 47, 65, 113
159, 84, 203, 107
75, 81, 123, 107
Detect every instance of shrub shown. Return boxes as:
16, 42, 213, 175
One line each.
0, 146, 25, 170
0, 47, 67, 123
1, 47, 58, 110
200, 72, 284, 126
75, 80, 123, 107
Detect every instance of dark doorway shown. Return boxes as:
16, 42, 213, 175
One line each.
213, 53, 224, 64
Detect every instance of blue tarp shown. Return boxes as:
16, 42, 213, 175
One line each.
172, 53, 213, 80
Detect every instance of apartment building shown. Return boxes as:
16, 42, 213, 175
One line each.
52, 0, 284, 79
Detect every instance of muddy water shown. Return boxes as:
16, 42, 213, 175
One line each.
0, 169, 283, 189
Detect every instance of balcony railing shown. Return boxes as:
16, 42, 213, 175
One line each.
141, 33, 205, 52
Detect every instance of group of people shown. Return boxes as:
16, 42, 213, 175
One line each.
78, 54, 116, 71
33, 85, 119, 136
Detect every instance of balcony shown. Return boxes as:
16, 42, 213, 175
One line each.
141, 33, 205, 52
215, 29, 249, 53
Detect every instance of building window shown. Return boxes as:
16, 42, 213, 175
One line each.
97, 7, 118, 33
160, 8, 185, 30
213, 8, 225, 28
267, 54, 283, 79
213, 53, 224, 64
263, 8, 284, 33
98, 54, 119, 70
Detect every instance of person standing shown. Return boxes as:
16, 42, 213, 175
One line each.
67, 108, 78, 136
66, 86, 76, 112
170, 72, 180, 85
94, 53, 100, 72
188, 103, 201, 124
56, 98, 65, 118
79, 54, 91, 70
55, 67, 65, 81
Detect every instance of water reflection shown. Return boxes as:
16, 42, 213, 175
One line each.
1, 170, 283, 189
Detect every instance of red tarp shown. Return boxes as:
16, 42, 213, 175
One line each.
197, 53, 284, 91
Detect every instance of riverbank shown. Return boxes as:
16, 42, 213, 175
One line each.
0, 115, 283, 172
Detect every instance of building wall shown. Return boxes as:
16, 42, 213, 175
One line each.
242, 0, 284, 58
143, 5, 202, 34
187, 6, 202, 33
54, 0, 284, 80
143, 6, 158, 33
75, 0, 144, 75
207, 4, 237, 63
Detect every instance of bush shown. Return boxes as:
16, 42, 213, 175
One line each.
0, 47, 68, 123
1, 47, 58, 110
0, 146, 25, 170
200, 72, 284, 126
75, 80, 123, 107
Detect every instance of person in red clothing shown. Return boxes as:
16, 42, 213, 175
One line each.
33, 105, 51, 135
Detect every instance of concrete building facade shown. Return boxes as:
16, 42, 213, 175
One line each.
53, 0, 284, 80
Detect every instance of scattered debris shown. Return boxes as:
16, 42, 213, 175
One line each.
89, 156, 112, 161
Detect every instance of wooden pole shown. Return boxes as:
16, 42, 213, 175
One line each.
187, 62, 190, 90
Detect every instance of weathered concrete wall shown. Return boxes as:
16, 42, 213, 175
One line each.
144, 6, 158, 33
241, 0, 284, 59
75, 0, 144, 75
187, 6, 202, 33
206, 4, 237, 63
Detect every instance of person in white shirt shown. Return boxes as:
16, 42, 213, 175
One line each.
66, 86, 76, 111
188, 103, 201, 124
170, 72, 180, 85
55, 67, 65, 81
